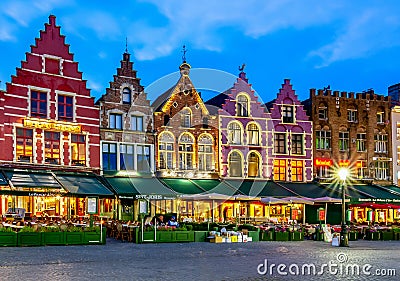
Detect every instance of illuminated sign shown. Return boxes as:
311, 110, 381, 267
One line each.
24, 118, 81, 133
314, 158, 333, 167
339, 160, 350, 167
318, 208, 325, 221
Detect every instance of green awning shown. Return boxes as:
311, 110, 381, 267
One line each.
55, 174, 113, 197
160, 178, 205, 194
191, 179, 238, 196
320, 183, 371, 200
382, 185, 400, 196
5, 170, 62, 189
225, 180, 297, 197
279, 182, 340, 199
349, 185, 400, 200
104, 177, 176, 199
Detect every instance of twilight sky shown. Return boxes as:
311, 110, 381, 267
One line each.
0, 0, 400, 104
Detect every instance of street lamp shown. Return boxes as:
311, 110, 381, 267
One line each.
338, 167, 349, 247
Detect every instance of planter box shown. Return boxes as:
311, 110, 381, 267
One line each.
174, 231, 194, 242
314, 232, 324, 241
289, 231, 303, 241
65, 232, 84, 245
381, 231, 394, 241
17, 232, 42, 246
0, 232, 17, 247
348, 231, 358, 241
394, 232, 400, 240
248, 231, 260, 242
274, 232, 289, 241
83, 231, 103, 245
42, 232, 66, 245
157, 231, 174, 242
261, 231, 274, 241
194, 231, 208, 242
366, 232, 380, 240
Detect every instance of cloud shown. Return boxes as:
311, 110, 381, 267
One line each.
309, 6, 400, 67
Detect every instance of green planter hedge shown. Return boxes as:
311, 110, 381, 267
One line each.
18, 232, 42, 246
83, 228, 106, 245
248, 231, 260, 242
194, 231, 208, 242
65, 232, 84, 245
261, 231, 274, 241
42, 232, 66, 245
381, 231, 394, 241
0, 232, 17, 246
174, 231, 194, 242
348, 231, 358, 241
289, 231, 303, 241
314, 231, 324, 241
366, 232, 380, 240
274, 232, 289, 241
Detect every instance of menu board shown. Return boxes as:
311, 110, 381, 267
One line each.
87, 197, 98, 214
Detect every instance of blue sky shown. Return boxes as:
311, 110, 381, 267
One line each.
1, 0, 400, 104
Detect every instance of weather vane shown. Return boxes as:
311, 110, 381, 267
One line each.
239, 63, 246, 72
182, 45, 187, 63
125, 37, 128, 53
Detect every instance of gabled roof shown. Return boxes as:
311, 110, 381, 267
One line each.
205, 91, 230, 109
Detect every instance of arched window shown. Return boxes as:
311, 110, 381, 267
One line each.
229, 151, 242, 177
247, 152, 260, 177
179, 133, 194, 170
247, 123, 260, 145
180, 108, 191, 128
122, 87, 131, 104
237, 95, 249, 117
228, 122, 242, 144
198, 134, 214, 171
158, 132, 174, 169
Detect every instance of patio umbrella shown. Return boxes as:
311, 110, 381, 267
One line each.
281, 197, 314, 205
260, 197, 291, 219
312, 197, 342, 224
180, 192, 232, 200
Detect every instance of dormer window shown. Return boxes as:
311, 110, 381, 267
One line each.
377, 111, 384, 124
122, 87, 131, 104
180, 108, 191, 128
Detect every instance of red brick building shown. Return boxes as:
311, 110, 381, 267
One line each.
0, 15, 112, 218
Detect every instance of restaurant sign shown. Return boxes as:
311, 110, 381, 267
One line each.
352, 198, 400, 204
24, 118, 81, 133
135, 194, 176, 200
314, 158, 333, 167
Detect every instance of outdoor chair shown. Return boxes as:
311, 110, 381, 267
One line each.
116, 223, 129, 242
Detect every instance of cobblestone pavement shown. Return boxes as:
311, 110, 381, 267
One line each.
0, 239, 399, 281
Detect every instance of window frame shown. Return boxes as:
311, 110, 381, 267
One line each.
31, 91, 47, 118
58, 95, 74, 122
44, 131, 60, 165
228, 151, 242, 177
316, 130, 331, 150
274, 133, 287, 154
236, 95, 249, 117
71, 134, 86, 166
282, 105, 294, 123
122, 87, 131, 104
291, 134, 303, 155
273, 159, 286, 181
339, 131, 349, 151
102, 143, 118, 171
16, 128, 33, 162
291, 160, 303, 182
131, 115, 144, 131
109, 113, 123, 130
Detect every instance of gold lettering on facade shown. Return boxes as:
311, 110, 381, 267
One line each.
23, 118, 81, 133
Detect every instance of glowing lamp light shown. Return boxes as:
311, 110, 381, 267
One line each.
338, 167, 349, 182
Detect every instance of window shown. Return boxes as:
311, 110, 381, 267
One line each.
316, 166, 330, 178
158, 132, 174, 169
318, 106, 327, 120
274, 133, 286, 154
357, 133, 366, 152
282, 105, 294, 123
339, 132, 349, 151
273, 159, 286, 181
198, 135, 213, 171
71, 134, 86, 166
178, 133, 194, 170
102, 143, 117, 171
347, 109, 357, 122
202, 117, 209, 129
247, 124, 260, 145
180, 108, 191, 128
374, 134, 388, 153
45, 131, 60, 164
131, 115, 144, 131
31, 91, 47, 118
377, 111, 384, 124
291, 160, 303, 182
122, 88, 131, 104
137, 145, 151, 172
375, 161, 389, 180
229, 152, 242, 177
247, 152, 260, 177
237, 95, 249, 117
16, 128, 33, 162
109, 113, 123, 130
357, 161, 367, 179
316, 130, 331, 150
227, 122, 242, 144
58, 95, 73, 122
291, 134, 303, 155
120, 144, 134, 170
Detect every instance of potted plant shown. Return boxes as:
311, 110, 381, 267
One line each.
0, 227, 17, 246
17, 226, 42, 246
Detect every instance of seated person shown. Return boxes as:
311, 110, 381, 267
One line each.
167, 216, 179, 227
156, 215, 165, 226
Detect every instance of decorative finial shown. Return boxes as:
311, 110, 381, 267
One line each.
182, 45, 187, 63
125, 37, 128, 53
239, 63, 246, 72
